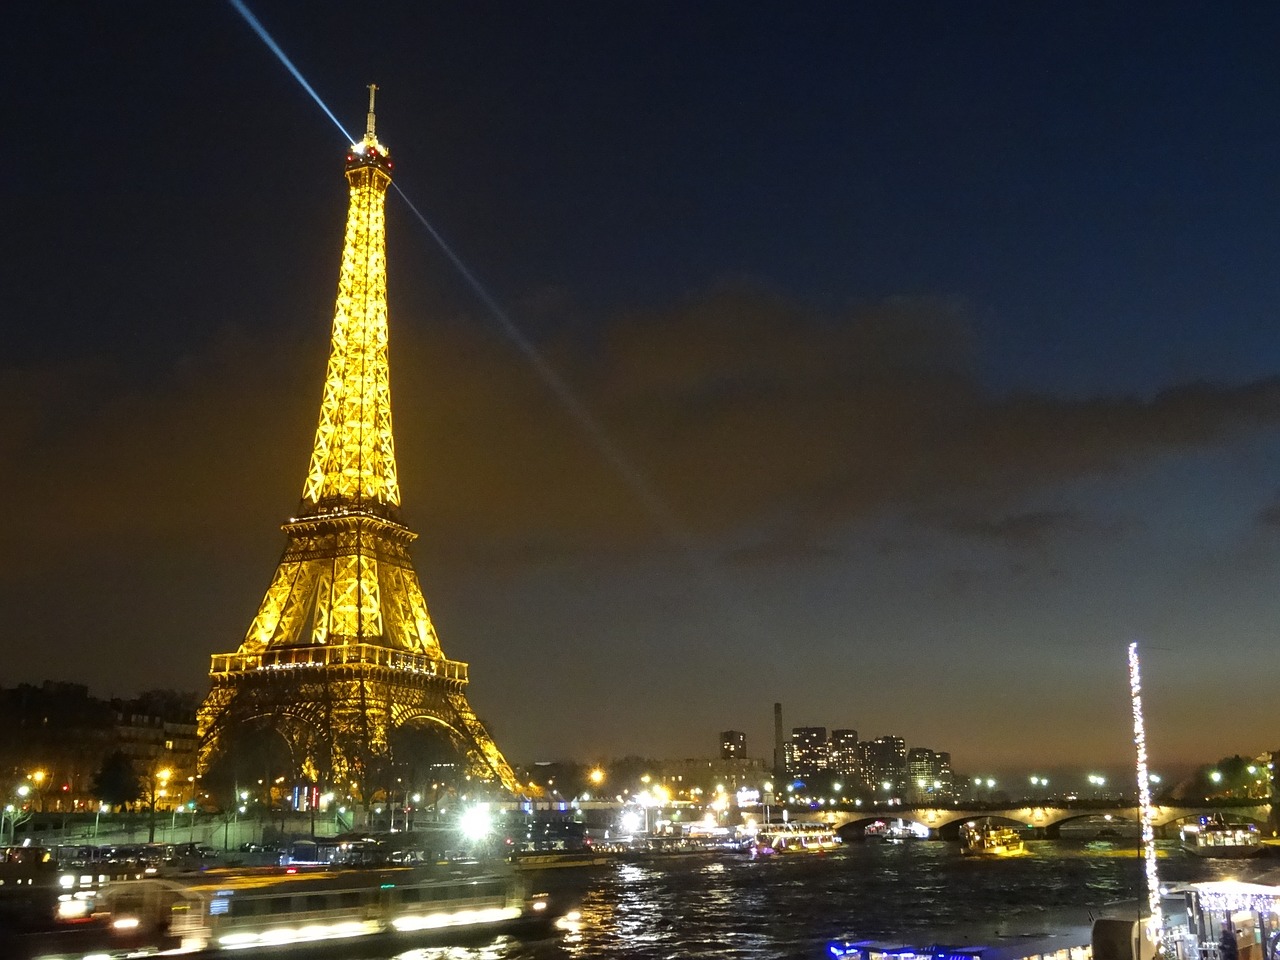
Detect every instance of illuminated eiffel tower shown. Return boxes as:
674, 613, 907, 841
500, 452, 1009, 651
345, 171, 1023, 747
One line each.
198, 88, 520, 798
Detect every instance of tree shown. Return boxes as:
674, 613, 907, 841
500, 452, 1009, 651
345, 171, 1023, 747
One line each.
143, 766, 173, 843
92, 751, 142, 810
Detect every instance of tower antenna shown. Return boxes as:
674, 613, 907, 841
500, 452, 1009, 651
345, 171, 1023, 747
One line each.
365, 83, 378, 139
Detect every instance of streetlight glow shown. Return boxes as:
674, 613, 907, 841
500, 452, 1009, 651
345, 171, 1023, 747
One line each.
459, 804, 492, 841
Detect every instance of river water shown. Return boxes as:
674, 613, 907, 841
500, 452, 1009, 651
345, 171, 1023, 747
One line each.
329, 839, 1261, 960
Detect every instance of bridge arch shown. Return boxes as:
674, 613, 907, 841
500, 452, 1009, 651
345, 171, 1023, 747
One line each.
813, 803, 1272, 839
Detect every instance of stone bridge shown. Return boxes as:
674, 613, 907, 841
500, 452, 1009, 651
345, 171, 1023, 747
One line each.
789, 802, 1274, 840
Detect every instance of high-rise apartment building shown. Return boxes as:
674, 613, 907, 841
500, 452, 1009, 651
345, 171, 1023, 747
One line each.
720, 730, 746, 760
906, 747, 956, 800
785, 727, 828, 780
828, 729, 861, 781
863, 735, 907, 795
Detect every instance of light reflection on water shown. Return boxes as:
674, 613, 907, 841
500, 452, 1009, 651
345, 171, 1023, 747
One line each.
333, 840, 1253, 960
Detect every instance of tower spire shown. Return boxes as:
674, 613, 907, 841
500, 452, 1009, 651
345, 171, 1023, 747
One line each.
303, 88, 396, 515
365, 83, 378, 140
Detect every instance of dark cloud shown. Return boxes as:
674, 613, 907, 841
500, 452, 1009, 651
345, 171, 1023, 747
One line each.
1255, 500, 1280, 529
943, 509, 1133, 549
5, 286, 1280, 581
722, 534, 844, 568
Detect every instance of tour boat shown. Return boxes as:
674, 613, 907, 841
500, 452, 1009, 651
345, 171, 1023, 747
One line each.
1179, 816, 1264, 858
752, 822, 841, 857
829, 911, 1173, 960
92, 858, 571, 954
959, 819, 1026, 857
828, 931, 1093, 960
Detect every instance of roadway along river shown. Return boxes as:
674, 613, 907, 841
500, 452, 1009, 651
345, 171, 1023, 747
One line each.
323, 838, 1257, 960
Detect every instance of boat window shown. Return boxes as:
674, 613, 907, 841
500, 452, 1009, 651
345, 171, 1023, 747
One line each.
269, 896, 294, 914
340, 891, 361, 908
230, 898, 263, 917
398, 887, 422, 903
306, 894, 327, 912
112, 894, 146, 913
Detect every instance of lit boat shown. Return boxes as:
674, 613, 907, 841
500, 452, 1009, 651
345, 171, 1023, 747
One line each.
1179, 817, 1264, 858
874, 819, 931, 842
515, 851, 613, 870
828, 931, 1093, 960
959, 819, 1025, 857
1177, 878, 1280, 960
752, 822, 841, 857
92, 859, 570, 954
830, 912, 1168, 960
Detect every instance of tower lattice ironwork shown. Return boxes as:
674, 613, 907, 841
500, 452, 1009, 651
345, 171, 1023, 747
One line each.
198, 88, 520, 797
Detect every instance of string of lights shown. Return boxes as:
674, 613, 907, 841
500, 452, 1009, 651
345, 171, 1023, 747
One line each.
1128, 641, 1162, 949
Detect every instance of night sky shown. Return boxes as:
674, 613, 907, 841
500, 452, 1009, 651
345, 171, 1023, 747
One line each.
5, 2, 1280, 779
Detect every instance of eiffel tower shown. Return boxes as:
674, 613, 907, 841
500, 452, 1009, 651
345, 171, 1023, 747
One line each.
198, 87, 520, 798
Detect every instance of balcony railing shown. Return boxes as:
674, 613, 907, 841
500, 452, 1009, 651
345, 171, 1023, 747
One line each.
210, 643, 468, 681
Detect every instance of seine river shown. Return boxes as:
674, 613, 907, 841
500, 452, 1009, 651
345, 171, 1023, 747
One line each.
329, 839, 1255, 960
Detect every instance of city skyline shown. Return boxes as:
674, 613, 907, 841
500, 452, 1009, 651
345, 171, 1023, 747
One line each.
5, 3, 1280, 771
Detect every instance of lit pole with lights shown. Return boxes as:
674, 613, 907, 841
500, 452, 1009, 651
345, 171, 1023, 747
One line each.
147, 768, 172, 843
1128, 642, 1162, 952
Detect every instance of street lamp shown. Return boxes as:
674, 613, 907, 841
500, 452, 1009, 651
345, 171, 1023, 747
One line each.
30, 771, 46, 813
149, 768, 172, 843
